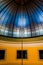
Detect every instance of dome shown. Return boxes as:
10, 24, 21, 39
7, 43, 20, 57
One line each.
0, 0, 43, 38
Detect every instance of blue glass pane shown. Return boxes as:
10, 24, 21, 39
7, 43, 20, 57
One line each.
15, 12, 29, 28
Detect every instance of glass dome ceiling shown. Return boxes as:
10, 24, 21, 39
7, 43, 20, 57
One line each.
0, 0, 43, 38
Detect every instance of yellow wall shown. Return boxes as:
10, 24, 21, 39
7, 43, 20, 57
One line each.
0, 42, 43, 65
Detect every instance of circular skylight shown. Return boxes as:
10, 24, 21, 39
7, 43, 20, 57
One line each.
0, 0, 43, 38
